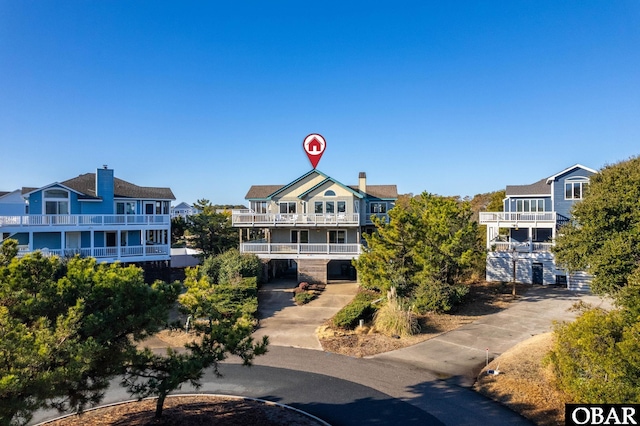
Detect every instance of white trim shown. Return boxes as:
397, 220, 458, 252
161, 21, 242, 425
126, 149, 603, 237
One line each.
546, 164, 598, 183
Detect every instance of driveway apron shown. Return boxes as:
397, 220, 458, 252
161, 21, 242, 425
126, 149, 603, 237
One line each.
253, 278, 359, 350
372, 285, 612, 386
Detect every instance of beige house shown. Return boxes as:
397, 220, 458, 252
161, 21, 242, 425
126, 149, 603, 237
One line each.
232, 169, 397, 284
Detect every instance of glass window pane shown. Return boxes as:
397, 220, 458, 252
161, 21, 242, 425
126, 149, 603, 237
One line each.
516, 200, 523, 212
280, 203, 288, 214
524, 200, 530, 212
326, 202, 335, 214
565, 183, 572, 199
315, 202, 323, 214
337, 201, 346, 213
288, 202, 296, 213
574, 183, 581, 199
300, 231, 309, 243
46, 201, 57, 214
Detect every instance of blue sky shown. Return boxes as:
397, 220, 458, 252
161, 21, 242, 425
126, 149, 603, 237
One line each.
1, 1, 639, 206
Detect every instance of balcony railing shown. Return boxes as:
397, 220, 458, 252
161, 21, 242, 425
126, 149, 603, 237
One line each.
240, 242, 361, 255
0, 214, 171, 228
232, 211, 360, 226
479, 212, 556, 225
489, 241, 554, 253
16, 244, 170, 260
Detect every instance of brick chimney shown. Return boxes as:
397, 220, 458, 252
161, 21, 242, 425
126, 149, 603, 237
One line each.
358, 172, 366, 194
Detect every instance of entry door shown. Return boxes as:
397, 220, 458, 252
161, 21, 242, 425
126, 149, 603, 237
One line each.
532, 263, 544, 285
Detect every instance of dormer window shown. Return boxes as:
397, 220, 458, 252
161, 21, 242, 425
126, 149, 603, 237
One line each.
565, 177, 590, 200
43, 189, 69, 214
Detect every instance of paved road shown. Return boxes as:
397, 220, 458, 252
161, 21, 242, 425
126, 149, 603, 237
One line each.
32, 280, 609, 425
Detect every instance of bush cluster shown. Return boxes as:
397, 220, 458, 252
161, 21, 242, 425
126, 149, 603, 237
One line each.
294, 291, 316, 305
332, 291, 378, 329
412, 281, 469, 314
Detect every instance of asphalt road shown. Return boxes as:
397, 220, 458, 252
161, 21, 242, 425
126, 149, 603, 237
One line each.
32, 346, 531, 426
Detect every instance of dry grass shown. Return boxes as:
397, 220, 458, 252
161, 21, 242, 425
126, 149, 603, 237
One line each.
43, 395, 323, 426
318, 281, 529, 357
474, 332, 570, 426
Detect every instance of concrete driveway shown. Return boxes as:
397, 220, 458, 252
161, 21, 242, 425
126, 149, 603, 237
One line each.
252, 278, 359, 350
373, 285, 612, 386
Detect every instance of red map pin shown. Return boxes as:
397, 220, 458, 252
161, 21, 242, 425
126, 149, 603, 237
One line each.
303, 133, 326, 169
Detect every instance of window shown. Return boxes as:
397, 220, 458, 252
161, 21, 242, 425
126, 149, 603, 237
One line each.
251, 201, 267, 214
516, 199, 545, 212
329, 230, 346, 244
565, 178, 589, 200
314, 201, 323, 214
44, 189, 69, 214
325, 201, 335, 214
116, 201, 136, 215
291, 230, 309, 243
279, 202, 296, 214
145, 203, 155, 214
370, 202, 387, 214
324, 190, 336, 196
337, 201, 346, 213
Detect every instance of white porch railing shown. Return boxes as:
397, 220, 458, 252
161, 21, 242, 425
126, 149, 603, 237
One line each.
490, 241, 554, 253
15, 244, 170, 260
0, 214, 171, 228
240, 242, 361, 255
232, 212, 360, 226
479, 212, 556, 224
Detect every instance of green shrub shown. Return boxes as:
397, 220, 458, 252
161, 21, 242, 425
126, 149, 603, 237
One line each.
332, 291, 378, 329
201, 249, 262, 284
374, 287, 420, 337
412, 280, 469, 314
294, 291, 315, 305
545, 307, 640, 403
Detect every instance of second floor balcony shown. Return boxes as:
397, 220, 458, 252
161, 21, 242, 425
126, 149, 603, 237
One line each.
232, 211, 361, 227
479, 212, 557, 226
489, 241, 554, 253
0, 214, 171, 229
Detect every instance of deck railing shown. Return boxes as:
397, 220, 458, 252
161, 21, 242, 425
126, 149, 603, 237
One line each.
232, 212, 360, 226
490, 241, 554, 253
15, 244, 170, 260
240, 242, 361, 255
479, 212, 556, 224
0, 214, 171, 228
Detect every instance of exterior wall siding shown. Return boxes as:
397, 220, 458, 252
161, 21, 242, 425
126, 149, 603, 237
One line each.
552, 168, 594, 218
33, 232, 61, 250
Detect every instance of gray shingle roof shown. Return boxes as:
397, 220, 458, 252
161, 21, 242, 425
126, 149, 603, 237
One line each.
245, 185, 284, 199
348, 185, 398, 199
245, 183, 398, 200
60, 173, 175, 200
505, 178, 550, 196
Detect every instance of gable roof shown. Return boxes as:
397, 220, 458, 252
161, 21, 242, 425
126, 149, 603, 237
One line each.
505, 178, 551, 197
24, 173, 175, 200
546, 164, 598, 183
348, 184, 398, 199
244, 169, 398, 201
245, 185, 285, 200
173, 202, 193, 210
298, 177, 364, 199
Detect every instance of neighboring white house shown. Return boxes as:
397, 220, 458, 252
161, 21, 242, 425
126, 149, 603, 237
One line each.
480, 164, 597, 291
171, 202, 200, 219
